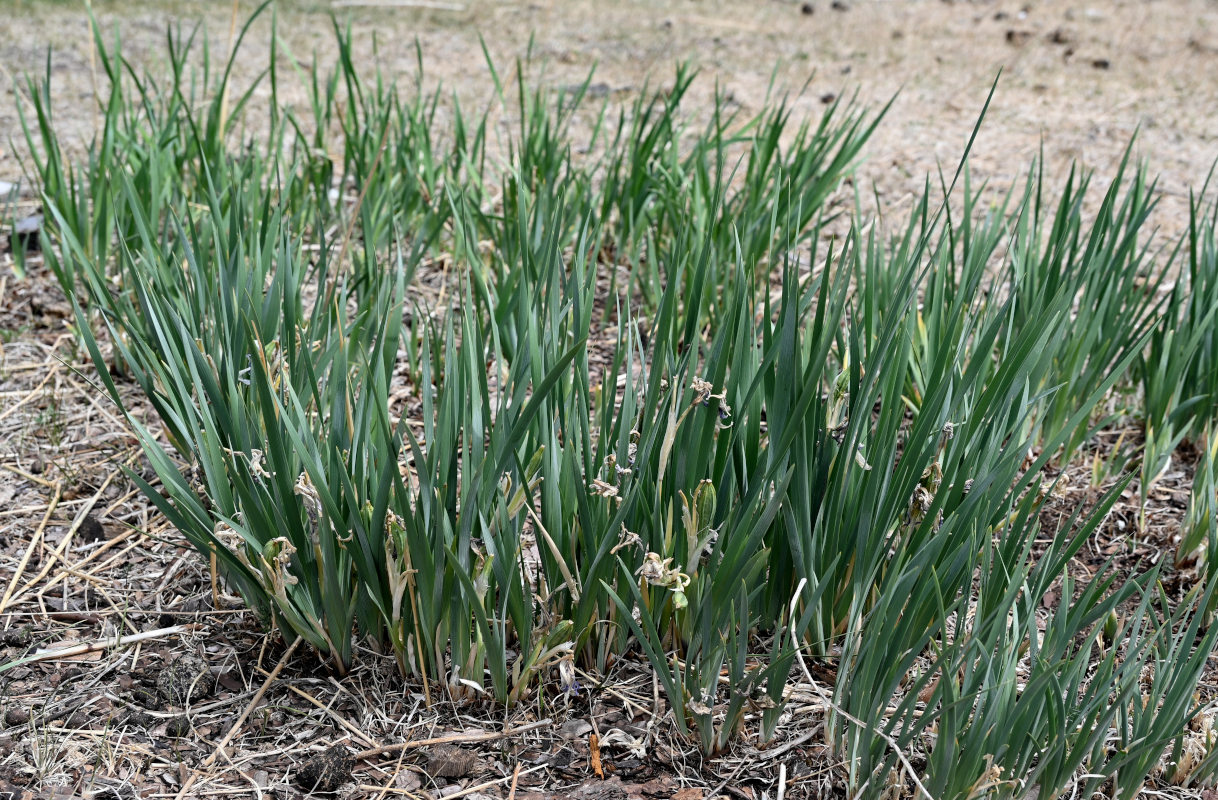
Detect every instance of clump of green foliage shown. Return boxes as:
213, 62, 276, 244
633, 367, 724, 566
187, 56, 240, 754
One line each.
19, 5, 1218, 797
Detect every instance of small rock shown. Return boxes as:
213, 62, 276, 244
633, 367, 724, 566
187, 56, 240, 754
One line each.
0, 181, 16, 200
1091, 57, 1111, 69
155, 654, 215, 708
295, 745, 354, 794
830, 0, 848, 9
4, 708, 30, 726
800, 2, 814, 13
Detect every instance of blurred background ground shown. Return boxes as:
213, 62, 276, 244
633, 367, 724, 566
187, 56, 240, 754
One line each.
3, 0, 1218, 231
2, 2, 1218, 799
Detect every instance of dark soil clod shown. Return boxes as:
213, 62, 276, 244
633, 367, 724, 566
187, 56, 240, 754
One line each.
801, 2, 814, 14
1, 627, 32, 648
155, 654, 215, 708
79, 514, 106, 543
123, 710, 157, 730
1048, 27, 1073, 45
165, 715, 192, 738
129, 685, 160, 710
294, 745, 354, 794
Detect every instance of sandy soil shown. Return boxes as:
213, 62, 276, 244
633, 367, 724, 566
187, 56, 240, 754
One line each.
2, 2, 1218, 799
4, 0, 1218, 230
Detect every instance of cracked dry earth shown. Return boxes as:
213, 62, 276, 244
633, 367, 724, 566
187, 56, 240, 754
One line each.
2, 1, 1218, 799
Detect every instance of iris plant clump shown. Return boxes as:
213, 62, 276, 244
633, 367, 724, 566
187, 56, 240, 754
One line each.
20, 6, 1218, 797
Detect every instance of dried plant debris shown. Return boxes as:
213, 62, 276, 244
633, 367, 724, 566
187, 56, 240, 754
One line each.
427, 744, 486, 778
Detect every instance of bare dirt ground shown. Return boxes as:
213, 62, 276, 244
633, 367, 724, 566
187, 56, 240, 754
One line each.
2, 2, 1218, 799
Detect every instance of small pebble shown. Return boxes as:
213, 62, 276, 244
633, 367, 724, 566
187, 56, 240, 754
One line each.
4, 708, 30, 727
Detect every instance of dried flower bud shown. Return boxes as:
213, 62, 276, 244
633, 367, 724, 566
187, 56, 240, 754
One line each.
261, 536, 299, 594
294, 473, 323, 527
213, 521, 244, 552
558, 655, 579, 696
589, 478, 620, 500
638, 552, 668, 585
248, 449, 273, 480
611, 525, 642, 555
637, 552, 690, 595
